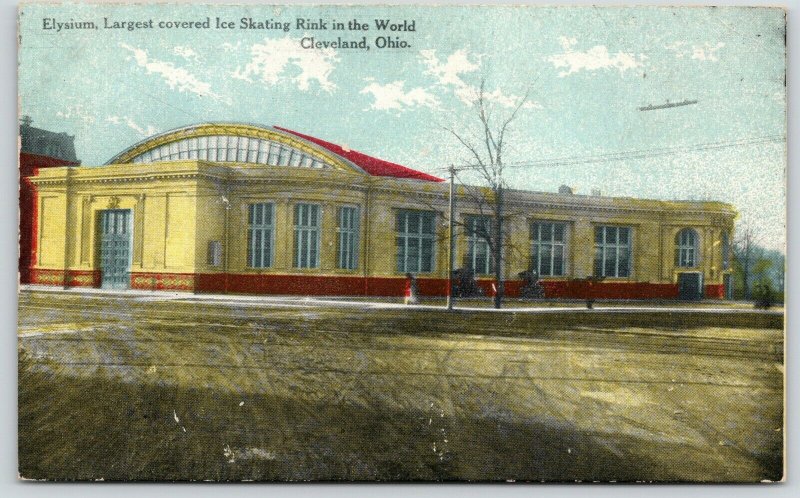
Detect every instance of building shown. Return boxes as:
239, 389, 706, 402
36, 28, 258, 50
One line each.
19, 116, 80, 283
27, 122, 736, 299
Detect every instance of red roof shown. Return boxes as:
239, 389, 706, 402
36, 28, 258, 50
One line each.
20, 152, 80, 176
275, 126, 444, 182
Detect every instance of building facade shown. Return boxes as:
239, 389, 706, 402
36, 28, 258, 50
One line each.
27, 122, 737, 299
19, 116, 80, 283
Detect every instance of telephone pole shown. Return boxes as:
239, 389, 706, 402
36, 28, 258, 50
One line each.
446, 165, 456, 311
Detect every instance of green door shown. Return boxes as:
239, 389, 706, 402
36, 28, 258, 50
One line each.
100, 209, 132, 289
677, 272, 703, 300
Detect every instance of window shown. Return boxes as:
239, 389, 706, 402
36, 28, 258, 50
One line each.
207, 240, 222, 267
208, 136, 218, 161
722, 231, 730, 270
594, 226, 631, 278
675, 228, 699, 268
532, 221, 567, 276
396, 209, 436, 273
237, 137, 249, 162
247, 138, 259, 163
257, 140, 270, 164
465, 215, 493, 275
178, 139, 189, 159
294, 204, 321, 269
247, 203, 274, 268
268, 142, 280, 164
129, 135, 335, 169
337, 206, 360, 270
278, 146, 291, 166
226, 136, 238, 161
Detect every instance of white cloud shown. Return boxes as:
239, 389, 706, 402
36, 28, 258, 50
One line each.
120, 43, 226, 102
484, 88, 540, 110
420, 49, 537, 109
106, 115, 157, 137
173, 46, 200, 62
56, 104, 95, 125
420, 49, 480, 89
360, 80, 440, 111
665, 41, 725, 62
691, 42, 725, 62
546, 37, 645, 77
220, 41, 242, 52
232, 37, 339, 92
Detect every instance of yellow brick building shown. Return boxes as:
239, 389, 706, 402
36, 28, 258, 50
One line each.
28, 122, 737, 299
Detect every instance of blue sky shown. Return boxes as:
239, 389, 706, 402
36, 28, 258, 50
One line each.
18, 4, 786, 251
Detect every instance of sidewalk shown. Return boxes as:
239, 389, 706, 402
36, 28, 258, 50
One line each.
19, 284, 784, 316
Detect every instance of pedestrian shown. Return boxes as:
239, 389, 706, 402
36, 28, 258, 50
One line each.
405, 273, 419, 305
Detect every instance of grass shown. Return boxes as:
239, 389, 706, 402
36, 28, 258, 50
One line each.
18, 292, 785, 482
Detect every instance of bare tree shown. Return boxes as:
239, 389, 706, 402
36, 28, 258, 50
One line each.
732, 225, 765, 300
445, 80, 530, 309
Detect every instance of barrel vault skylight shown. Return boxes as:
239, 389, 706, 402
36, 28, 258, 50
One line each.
130, 135, 333, 169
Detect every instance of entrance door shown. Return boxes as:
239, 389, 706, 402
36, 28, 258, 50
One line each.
99, 209, 132, 289
677, 272, 703, 300
723, 273, 734, 300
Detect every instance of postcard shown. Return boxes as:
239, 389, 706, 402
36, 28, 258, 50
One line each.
17, 3, 785, 482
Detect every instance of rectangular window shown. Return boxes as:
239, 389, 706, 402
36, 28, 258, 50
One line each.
294, 204, 321, 269
267, 142, 280, 164
216, 136, 227, 161
227, 136, 239, 162
396, 209, 436, 273
207, 240, 222, 267
278, 146, 291, 166
237, 137, 249, 162
198, 136, 208, 160
247, 138, 260, 163
178, 140, 189, 159
247, 203, 274, 268
465, 215, 493, 275
532, 221, 567, 277
187, 138, 199, 159
337, 206, 360, 270
594, 226, 631, 278
207, 136, 218, 161
257, 140, 270, 164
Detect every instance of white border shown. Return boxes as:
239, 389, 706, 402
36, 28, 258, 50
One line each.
2, 1, 795, 497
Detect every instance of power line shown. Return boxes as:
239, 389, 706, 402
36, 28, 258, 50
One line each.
432, 134, 784, 173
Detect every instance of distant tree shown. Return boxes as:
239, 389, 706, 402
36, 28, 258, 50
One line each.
732, 226, 765, 300
732, 226, 785, 303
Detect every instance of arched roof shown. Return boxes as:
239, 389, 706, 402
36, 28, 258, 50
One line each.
106, 122, 443, 182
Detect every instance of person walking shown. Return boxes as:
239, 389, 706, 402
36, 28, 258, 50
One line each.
405, 273, 419, 305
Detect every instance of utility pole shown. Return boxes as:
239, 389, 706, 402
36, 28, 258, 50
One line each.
446, 165, 456, 311
493, 184, 504, 309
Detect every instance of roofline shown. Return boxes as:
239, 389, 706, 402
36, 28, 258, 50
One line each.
103, 121, 367, 174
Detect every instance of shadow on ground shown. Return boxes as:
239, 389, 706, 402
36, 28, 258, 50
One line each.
18, 351, 782, 482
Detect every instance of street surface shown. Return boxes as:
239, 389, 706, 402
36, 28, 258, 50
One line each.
18, 289, 784, 482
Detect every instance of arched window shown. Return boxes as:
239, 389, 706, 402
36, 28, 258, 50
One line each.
675, 228, 699, 268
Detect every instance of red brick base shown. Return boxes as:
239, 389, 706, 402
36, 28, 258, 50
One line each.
28, 269, 727, 300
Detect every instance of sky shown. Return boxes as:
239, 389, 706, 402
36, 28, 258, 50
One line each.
18, 4, 786, 251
